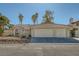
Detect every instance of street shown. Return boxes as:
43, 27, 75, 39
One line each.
0, 43, 79, 56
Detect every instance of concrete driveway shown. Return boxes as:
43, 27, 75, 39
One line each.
0, 43, 79, 56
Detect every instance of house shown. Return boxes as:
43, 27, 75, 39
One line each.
11, 22, 72, 38
70, 20, 79, 37
31, 23, 72, 38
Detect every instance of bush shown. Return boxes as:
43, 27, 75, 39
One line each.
0, 28, 4, 36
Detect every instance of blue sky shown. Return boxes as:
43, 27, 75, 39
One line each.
0, 3, 79, 25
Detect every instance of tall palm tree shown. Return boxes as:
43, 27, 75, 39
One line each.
32, 12, 38, 25
69, 17, 74, 24
19, 14, 23, 25
18, 14, 24, 38
0, 13, 10, 36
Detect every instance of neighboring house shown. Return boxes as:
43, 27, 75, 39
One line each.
70, 21, 79, 37
13, 24, 31, 37
3, 27, 14, 36
3, 29, 13, 36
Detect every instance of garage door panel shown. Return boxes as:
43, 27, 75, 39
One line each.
55, 29, 66, 37
34, 29, 54, 37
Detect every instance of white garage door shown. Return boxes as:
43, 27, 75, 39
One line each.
55, 29, 66, 37
33, 29, 54, 37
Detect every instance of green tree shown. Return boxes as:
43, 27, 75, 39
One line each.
0, 13, 9, 36
42, 10, 54, 24
0, 28, 4, 36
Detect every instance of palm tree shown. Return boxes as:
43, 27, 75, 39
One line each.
32, 12, 38, 25
69, 17, 74, 24
0, 13, 10, 36
18, 14, 24, 38
19, 14, 23, 25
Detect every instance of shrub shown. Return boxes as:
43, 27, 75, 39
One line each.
0, 28, 4, 36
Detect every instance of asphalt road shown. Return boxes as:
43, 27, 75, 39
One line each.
0, 43, 79, 56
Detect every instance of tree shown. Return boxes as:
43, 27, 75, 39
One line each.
19, 14, 24, 25
0, 27, 4, 36
32, 12, 38, 24
42, 10, 54, 24
69, 17, 74, 24
0, 13, 10, 36
18, 14, 24, 38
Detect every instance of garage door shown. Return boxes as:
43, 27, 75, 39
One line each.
55, 29, 66, 37
33, 29, 54, 37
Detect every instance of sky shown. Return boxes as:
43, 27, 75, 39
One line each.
0, 3, 79, 25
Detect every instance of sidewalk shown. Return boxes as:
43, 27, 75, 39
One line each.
73, 37, 79, 40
